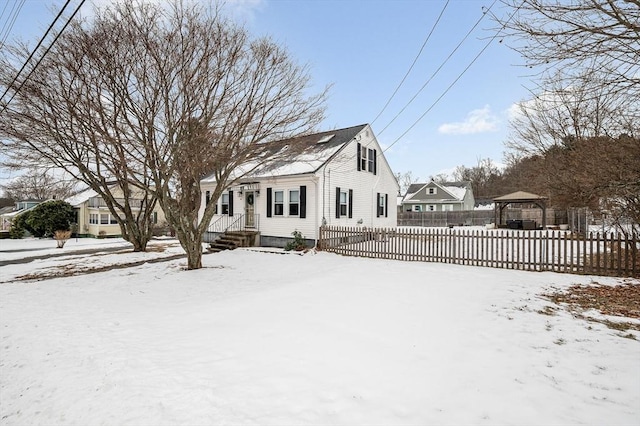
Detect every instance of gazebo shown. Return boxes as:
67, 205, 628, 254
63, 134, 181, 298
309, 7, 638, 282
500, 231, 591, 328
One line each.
494, 191, 548, 229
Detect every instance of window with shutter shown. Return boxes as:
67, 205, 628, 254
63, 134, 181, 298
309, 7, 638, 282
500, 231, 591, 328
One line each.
274, 191, 284, 216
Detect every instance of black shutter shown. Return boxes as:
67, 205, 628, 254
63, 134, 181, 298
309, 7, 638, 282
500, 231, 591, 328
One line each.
300, 185, 306, 219
228, 191, 234, 216
373, 149, 377, 175
348, 189, 353, 218
356, 143, 361, 171
214, 203, 218, 214
205, 191, 210, 205
384, 193, 388, 217
266, 188, 272, 218
376, 192, 380, 218
335, 187, 340, 218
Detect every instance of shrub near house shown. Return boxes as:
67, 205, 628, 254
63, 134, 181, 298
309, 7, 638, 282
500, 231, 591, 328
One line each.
10, 200, 75, 239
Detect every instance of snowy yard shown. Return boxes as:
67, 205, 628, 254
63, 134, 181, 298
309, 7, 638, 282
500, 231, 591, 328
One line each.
1, 238, 639, 425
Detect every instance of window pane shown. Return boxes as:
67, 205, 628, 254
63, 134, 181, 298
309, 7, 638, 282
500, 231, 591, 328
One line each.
289, 190, 299, 203
100, 214, 109, 224
340, 191, 347, 203
289, 204, 299, 216
275, 191, 283, 202
274, 204, 284, 215
221, 192, 229, 214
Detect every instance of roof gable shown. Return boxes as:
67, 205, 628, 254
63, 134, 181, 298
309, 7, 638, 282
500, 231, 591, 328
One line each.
203, 124, 368, 181
404, 181, 471, 202
65, 188, 99, 207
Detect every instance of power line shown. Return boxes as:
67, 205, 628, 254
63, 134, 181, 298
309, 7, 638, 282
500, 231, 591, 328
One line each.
0, 0, 72, 106
0, 0, 85, 115
371, 0, 450, 126
382, 1, 525, 154
377, 0, 497, 137
326, 1, 508, 177
0, 0, 26, 48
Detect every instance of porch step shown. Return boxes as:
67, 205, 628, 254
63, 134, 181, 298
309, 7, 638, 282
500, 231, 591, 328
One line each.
208, 230, 259, 253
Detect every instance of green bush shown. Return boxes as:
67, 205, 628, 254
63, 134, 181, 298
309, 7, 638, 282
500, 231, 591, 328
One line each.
284, 230, 307, 251
9, 215, 26, 239
25, 200, 75, 238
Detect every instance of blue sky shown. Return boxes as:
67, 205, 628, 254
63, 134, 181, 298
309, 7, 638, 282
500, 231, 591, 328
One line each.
2, 0, 533, 182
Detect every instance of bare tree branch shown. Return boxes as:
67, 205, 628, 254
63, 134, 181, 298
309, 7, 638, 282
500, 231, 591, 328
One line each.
0, 1, 327, 268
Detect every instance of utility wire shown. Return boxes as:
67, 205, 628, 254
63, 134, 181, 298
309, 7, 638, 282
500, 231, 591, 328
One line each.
0, 0, 26, 48
324, 1, 508, 177
0, 0, 85, 116
378, 0, 497, 137
382, 1, 525, 154
370, 0, 450, 126
0, 0, 72, 105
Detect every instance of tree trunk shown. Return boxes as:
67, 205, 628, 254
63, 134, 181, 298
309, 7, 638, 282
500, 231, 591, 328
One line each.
119, 221, 152, 252
174, 226, 203, 270
185, 244, 203, 270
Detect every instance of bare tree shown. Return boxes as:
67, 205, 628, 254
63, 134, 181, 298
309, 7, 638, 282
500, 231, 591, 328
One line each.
0, 6, 160, 251
0, 170, 78, 201
506, 70, 639, 156
498, 0, 640, 98
1, 1, 326, 268
395, 171, 420, 195
428, 173, 450, 185
543, 135, 640, 236
452, 158, 501, 198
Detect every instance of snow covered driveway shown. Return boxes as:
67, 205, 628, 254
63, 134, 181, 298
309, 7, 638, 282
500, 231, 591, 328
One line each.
1, 244, 639, 425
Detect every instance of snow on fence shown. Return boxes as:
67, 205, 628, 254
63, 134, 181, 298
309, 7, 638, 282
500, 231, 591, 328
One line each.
318, 226, 639, 277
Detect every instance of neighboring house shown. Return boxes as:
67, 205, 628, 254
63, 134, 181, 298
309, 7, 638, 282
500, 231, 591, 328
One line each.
199, 124, 399, 247
401, 181, 475, 212
0, 199, 45, 231
66, 186, 166, 238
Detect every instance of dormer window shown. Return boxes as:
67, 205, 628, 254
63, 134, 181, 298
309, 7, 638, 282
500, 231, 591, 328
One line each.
429, 187, 436, 195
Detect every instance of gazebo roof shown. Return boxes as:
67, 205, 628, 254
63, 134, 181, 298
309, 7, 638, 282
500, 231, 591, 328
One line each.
493, 191, 547, 203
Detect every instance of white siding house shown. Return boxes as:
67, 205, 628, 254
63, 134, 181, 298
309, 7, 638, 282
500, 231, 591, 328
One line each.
199, 124, 399, 247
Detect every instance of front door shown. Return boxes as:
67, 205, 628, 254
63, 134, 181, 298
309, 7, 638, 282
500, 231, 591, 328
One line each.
245, 191, 255, 228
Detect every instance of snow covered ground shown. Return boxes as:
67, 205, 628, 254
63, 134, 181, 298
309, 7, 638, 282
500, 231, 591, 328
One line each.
1, 238, 639, 425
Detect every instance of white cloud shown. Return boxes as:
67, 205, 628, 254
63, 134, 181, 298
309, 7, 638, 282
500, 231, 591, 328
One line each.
438, 105, 499, 135
224, 0, 266, 23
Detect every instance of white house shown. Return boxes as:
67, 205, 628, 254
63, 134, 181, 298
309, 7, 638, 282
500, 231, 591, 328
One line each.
199, 124, 399, 248
65, 185, 166, 238
401, 181, 475, 212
